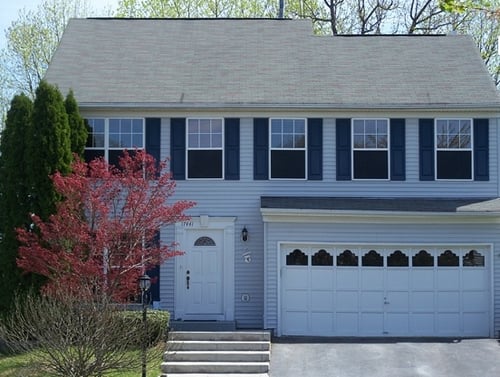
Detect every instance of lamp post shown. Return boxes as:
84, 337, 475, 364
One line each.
139, 274, 151, 377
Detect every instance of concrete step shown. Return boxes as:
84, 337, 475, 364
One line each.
169, 320, 237, 331
168, 340, 270, 351
161, 361, 270, 374
162, 330, 271, 375
160, 374, 269, 377
169, 331, 271, 342
165, 350, 270, 362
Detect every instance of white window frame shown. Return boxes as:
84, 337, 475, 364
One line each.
186, 117, 225, 180
85, 117, 145, 162
434, 118, 473, 181
269, 118, 307, 180
351, 118, 390, 181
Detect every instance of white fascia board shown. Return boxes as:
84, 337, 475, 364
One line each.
260, 208, 500, 224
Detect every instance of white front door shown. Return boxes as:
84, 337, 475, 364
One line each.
175, 217, 235, 321
184, 229, 224, 317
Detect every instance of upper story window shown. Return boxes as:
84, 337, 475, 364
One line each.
435, 119, 472, 180
270, 118, 306, 179
85, 118, 144, 166
352, 119, 389, 179
187, 118, 223, 179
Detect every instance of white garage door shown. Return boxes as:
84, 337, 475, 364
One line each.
281, 244, 490, 337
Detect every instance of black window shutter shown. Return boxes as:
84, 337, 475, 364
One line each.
254, 118, 269, 180
419, 119, 434, 181
474, 118, 489, 181
308, 118, 323, 180
336, 118, 351, 181
170, 118, 186, 180
145, 118, 161, 163
390, 119, 405, 181
225, 118, 240, 180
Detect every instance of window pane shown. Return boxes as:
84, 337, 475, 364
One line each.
353, 135, 364, 148
199, 133, 211, 148
337, 250, 358, 266
365, 119, 376, 134
199, 119, 211, 133
132, 134, 143, 147
413, 250, 434, 267
211, 119, 222, 133
271, 119, 282, 133
376, 120, 387, 134
188, 133, 199, 148
436, 120, 447, 134
365, 134, 376, 148
362, 250, 383, 266
312, 249, 333, 266
109, 119, 120, 133
353, 120, 364, 134
271, 150, 305, 178
437, 151, 472, 179
387, 250, 408, 267
120, 133, 132, 148
282, 134, 294, 148
84, 149, 104, 163
271, 134, 282, 148
295, 134, 305, 148
283, 119, 294, 133
295, 120, 305, 134
286, 249, 308, 266
188, 150, 223, 178
354, 150, 388, 179
463, 250, 484, 267
438, 250, 459, 266
188, 119, 199, 133
109, 133, 120, 148
121, 119, 131, 133
211, 133, 222, 148
132, 119, 143, 133
377, 135, 388, 148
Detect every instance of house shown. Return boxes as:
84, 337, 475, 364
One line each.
45, 18, 500, 337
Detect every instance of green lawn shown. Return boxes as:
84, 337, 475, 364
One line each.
0, 351, 163, 377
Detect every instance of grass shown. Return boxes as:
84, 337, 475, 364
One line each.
0, 349, 163, 377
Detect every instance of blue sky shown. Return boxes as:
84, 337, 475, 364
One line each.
0, 0, 119, 50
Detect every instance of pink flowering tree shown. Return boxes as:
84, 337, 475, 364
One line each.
16, 150, 195, 301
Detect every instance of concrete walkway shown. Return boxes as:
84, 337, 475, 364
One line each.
270, 337, 500, 377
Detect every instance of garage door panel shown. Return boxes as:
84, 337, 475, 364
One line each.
462, 291, 488, 309
284, 290, 309, 310
386, 270, 410, 289
463, 313, 489, 336
438, 292, 460, 312
437, 270, 460, 290
437, 313, 460, 335
386, 313, 409, 335
411, 269, 434, 290
462, 269, 487, 290
411, 313, 435, 335
283, 311, 308, 335
336, 313, 359, 335
411, 291, 435, 312
360, 291, 384, 311
311, 291, 333, 311
386, 291, 409, 311
284, 269, 308, 289
336, 269, 358, 289
336, 291, 358, 311
311, 312, 334, 334
360, 313, 384, 335
361, 269, 383, 289
311, 269, 334, 290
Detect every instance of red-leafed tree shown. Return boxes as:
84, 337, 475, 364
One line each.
16, 150, 195, 301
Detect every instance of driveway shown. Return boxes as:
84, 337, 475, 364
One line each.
270, 337, 500, 377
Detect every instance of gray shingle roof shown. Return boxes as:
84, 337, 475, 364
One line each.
260, 196, 500, 213
45, 18, 500, 109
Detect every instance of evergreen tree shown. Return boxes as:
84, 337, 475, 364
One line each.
0, 94, 35, 313
27, 81, 72, 221
65, 89, 87, 156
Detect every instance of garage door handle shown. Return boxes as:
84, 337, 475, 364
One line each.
186, 270, 190, 290
384, 300, 389, 304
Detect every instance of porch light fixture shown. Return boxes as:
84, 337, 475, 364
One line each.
139, 273, 151, 377
241, 226, 248, 242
